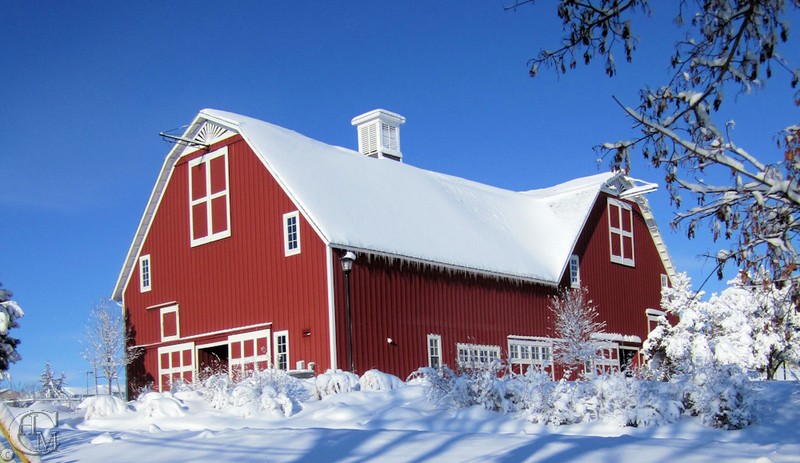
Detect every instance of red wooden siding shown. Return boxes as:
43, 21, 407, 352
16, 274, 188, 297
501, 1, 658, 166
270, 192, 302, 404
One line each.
572, 194, 666, 340
124, 135, 332, 393
332, 253, 557, 379
329, 194, 668, 380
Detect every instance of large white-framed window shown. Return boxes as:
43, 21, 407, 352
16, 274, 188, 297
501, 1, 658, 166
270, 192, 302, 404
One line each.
139, 254, 152, 292
228, 329, 270, 380
427, 334, 442, 369
160, 305, 180, 341
283, 211, 301, 256
569, 255, 580, 288
508, 336, 554, 376
456, 343, 500, 367
273, 330, 289, 371
189, 147, 231, 247
157, 342, 195, 391
607, 198, 635, 266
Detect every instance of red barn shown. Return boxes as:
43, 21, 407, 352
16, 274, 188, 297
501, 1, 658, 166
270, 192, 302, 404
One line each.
112, 109, 675, 395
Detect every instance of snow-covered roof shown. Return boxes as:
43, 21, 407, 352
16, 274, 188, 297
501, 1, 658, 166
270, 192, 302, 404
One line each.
112, 109, 666, 300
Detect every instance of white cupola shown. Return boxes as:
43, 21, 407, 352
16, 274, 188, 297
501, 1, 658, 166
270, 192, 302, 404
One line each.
351, 109, 406, 162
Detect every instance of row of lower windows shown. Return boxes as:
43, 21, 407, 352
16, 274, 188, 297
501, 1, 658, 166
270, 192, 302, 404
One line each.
427, 335, 637, 376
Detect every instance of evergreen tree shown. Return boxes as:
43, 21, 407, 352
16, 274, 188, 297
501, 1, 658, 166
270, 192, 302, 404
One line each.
39, 361, 66, 399
0, 284, 23, 378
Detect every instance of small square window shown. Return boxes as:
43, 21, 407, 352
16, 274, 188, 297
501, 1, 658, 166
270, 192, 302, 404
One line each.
139, 255, 151, 292
283, 211, 301, 256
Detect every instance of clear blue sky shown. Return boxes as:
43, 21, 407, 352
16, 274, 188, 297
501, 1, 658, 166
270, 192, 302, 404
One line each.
2, 1, 798, 387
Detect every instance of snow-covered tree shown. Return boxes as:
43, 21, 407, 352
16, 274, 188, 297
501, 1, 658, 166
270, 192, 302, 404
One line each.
39, 361, 66, 399
549, 287, 607, 378
514, 0, 800, 292
643, 272, 756, 428
727, 271, 800, 379
82, 299, 141, 395
0, 284, 23, 379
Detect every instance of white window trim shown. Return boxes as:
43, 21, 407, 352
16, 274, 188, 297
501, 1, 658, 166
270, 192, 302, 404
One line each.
427, 334, 442, 369
157, 341, 195, 391
646, 308, 667, 333
507, 336, 555, 378
160, 305, 180, 342
139, 254, 152, 292
273, 330, 289, 371
607, 198, 635, 267
228, 329, 271, 378
660, 273, 669, 289
283, 211, 301, 256
456, 342, 500, 367
189, 147, 231, 247
569, 254, 580, 288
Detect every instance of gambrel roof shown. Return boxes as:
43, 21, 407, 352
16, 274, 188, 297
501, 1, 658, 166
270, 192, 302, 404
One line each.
112, 109, 674, 300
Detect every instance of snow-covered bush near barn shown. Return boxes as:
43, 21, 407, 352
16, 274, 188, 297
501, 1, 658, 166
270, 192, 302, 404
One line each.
413, 362, 516, 413
173, 368, 309, 418
644, 272, 759, 429
134, 392, 187, 418
79, 394, 129, 420
313, 369, 360, 399
359, 369, 404, 391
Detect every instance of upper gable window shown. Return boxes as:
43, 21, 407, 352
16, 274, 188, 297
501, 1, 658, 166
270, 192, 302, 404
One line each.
189, 147, 231, 246
283, 211, 301, 256
607, 198, 635, 267
139, 255, 151, 292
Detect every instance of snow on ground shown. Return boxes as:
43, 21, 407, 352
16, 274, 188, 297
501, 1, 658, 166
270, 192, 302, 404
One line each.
15, 379, 800, 462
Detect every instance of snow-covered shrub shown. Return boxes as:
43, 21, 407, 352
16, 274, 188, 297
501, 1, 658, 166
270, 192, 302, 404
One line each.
645, 272, 761, 429
512, 368, 556, 424
79, 395, 129, 420
413, 362, 517, 413
359, 369, 404, 392
175, 368, 307, 417
136, 392, 187, 418
682, 365, 756, 430
314, 369, 360, 399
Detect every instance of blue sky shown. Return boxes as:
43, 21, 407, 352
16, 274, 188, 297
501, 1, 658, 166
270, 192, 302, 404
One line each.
1, 1, 798, 387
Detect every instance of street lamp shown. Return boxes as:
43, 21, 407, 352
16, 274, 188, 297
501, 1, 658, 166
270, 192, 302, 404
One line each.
341, 251, 356, 373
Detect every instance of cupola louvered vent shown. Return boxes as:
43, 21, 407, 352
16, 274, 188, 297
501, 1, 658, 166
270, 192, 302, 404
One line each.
351, 109, 405, 162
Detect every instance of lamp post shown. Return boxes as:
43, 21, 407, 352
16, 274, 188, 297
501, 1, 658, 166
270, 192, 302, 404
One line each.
341, 251, 356, 373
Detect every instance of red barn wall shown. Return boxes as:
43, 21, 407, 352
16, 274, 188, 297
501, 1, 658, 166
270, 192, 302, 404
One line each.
332, 253, 557, 379
124, 135, 331, 392
330, 194, 668, 380
574, 194, 667, 341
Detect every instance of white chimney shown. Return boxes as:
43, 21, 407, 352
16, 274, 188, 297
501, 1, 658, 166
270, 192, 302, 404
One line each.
351, 109, 405, 162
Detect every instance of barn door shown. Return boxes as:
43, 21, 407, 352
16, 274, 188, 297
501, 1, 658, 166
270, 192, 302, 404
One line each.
157, 342, 195, 391
228, 329, 271, 381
